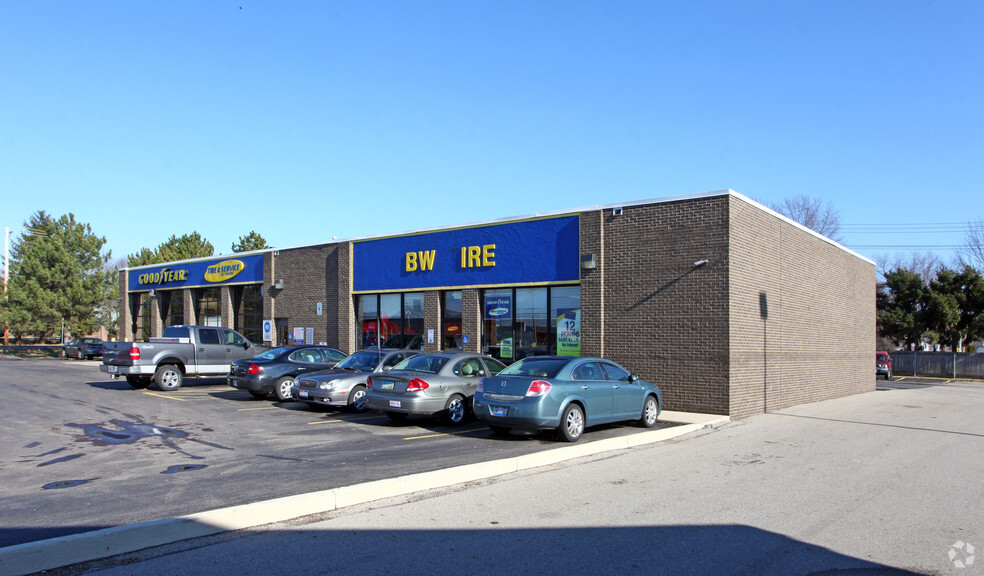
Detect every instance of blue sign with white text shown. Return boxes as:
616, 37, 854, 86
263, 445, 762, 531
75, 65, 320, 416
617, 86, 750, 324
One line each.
353, 216, 579, 292
128, 254, 264, 292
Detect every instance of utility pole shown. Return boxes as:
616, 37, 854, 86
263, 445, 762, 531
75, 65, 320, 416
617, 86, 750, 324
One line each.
3, 226, 9, 345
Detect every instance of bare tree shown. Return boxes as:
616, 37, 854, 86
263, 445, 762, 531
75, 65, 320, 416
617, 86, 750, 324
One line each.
769, 195, 843, 242
875, 251, 944, 283
956, 218, 984, 272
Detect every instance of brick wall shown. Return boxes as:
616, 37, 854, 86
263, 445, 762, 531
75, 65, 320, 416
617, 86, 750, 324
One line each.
585, 197, 731, 415
728, 196, 875, 418
270, 244, 349, 350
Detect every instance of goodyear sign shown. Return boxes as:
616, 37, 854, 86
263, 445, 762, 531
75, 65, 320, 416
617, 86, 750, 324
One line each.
129, 254, 263, 292
353, 215, 579, 292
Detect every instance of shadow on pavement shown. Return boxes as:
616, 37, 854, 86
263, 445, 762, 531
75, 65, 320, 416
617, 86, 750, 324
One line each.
8, 523, 928, 576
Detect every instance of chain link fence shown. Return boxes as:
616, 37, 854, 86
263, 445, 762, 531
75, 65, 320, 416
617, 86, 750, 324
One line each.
888, 351, 984, 380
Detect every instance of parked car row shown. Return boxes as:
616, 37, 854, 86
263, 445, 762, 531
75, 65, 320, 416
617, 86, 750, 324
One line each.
227, 347, 664, 443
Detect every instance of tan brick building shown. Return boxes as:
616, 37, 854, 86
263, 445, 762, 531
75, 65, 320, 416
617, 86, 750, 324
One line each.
116, 190, 875, 417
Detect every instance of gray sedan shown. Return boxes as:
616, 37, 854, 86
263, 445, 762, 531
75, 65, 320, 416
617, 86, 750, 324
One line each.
292, 349, 421, 412
365, 352, 508, 425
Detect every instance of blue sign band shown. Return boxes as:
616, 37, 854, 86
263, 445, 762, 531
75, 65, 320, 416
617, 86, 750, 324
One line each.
353, 216, 580, 292
128, 254, 264, 291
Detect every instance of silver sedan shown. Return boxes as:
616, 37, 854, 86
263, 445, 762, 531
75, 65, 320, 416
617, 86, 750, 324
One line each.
365, 352, 508, 425
292, 349, 421, 412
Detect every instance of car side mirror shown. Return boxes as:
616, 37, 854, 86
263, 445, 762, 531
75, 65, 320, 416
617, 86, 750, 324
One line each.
244, 341, 251, 350
629, 373, 639, 382
383, 366, 392, 371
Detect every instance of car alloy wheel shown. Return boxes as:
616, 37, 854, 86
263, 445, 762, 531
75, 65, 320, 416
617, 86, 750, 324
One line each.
558, 404, 584, 442
443, 394, 466, 425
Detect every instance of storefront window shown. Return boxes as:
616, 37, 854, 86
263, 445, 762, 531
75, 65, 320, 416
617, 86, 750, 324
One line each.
130, 293, 151, 341
442, 291, 462, 349
234, 285, 263, 343
162, 291, 184, 327
358, 295, 379, 348
357, 293, 425, 350
516, 288, 548, 357
551, 286, 581, 356
483, 288, 513, 360
379, 293, 401, 346
482, 286, 580, 360
404, 293, 424, 348
195, 288, 221, 327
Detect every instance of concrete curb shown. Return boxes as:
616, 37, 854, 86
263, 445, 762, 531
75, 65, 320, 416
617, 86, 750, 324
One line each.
0, 411, 728, 575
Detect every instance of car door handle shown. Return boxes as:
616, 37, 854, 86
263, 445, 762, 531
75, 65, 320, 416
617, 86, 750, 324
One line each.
581, 385, 590, 390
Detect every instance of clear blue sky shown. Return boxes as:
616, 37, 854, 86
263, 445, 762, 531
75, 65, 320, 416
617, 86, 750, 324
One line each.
2, 1, 981, 269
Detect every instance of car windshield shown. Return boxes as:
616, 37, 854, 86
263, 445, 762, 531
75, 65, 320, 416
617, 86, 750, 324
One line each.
337, 351, 383, 371
498, 358, 569, 378
254, 347, 293, 360
877, 353, 889, 361
392, 355, 450, 374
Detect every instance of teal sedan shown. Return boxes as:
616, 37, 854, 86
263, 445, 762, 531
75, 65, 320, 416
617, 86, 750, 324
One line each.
473, 356, 662, 442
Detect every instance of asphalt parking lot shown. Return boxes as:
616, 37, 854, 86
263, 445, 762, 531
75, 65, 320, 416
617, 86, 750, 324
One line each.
0, 357, 689, 550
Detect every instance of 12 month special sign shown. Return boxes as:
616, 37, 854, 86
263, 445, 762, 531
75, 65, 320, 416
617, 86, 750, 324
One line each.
352, 215, 579, 292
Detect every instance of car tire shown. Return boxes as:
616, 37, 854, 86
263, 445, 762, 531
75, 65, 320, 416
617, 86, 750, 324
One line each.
385, 412, 408, 422
884, 371, 892, 381
153, 365, 183, 391
489, 425, 511, 436
347, 385, 368, 413
274, 377, 295, 401
442, 394, 466, 426
557, 403, 584, 442
125, 375, 151, 390
249, 390, 269, 399
77, 350, 84, 360
637, 395, 660, 428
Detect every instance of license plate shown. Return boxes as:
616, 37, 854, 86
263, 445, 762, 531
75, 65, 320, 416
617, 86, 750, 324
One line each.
299, 390, 309, 398
491, 406, 508, 417
107, 365, 118, 374
389, 400, 401, 408
381, 382, 395, 390
230, 378, 238, 388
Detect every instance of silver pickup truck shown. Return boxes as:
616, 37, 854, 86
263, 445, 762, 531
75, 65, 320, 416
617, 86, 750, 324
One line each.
100, 325, 266, 391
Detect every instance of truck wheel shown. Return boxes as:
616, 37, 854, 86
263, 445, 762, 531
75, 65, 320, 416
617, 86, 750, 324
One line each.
154, 365, 183, 391
125, 375, 151, 390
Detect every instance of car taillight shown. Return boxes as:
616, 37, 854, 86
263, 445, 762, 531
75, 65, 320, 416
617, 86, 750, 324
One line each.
526, 380, 551, 397
366, 376, 373, 390
477, 379, 485, 393
406, 378, 429, 392
129, 346, 140, 360
247, 364, 263, 375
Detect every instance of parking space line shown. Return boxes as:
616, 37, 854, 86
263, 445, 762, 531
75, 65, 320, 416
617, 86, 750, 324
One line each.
140, 391, 188, 402
404, 427, 487, 440
307, 419, 343, 425
236, 406, 279, 412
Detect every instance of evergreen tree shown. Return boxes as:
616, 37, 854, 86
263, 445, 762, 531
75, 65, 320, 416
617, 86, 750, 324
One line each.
127, 233, 214, 267
232, 231, 269, 253
0, 211, 115, 342
878, 268, 926, 349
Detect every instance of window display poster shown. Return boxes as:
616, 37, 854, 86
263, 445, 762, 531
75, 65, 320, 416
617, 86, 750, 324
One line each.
293, 327, 304, 345
485, 295, 512, 319
500, 337, 513, 359
557, 309, 581, 356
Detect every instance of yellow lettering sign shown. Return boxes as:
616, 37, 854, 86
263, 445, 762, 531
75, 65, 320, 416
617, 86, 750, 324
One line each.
460, 245, 496, 269
406, 250, 436, 272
